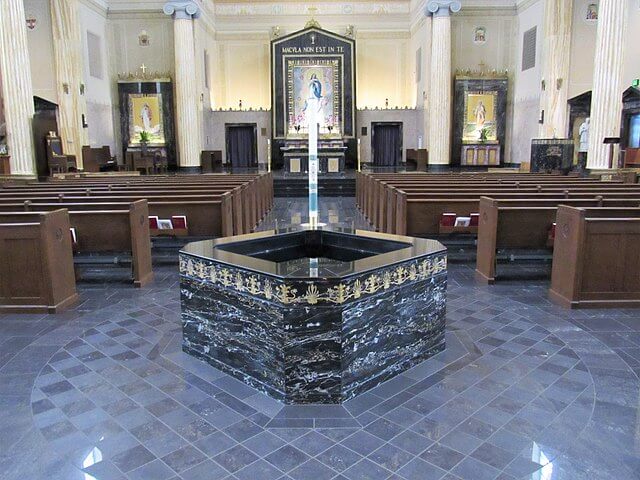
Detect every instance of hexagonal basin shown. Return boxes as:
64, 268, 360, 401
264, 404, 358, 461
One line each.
216, 230, 412, 263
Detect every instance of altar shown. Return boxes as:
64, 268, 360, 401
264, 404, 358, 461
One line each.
270, 24, 356, 171
281, 139, 347, 173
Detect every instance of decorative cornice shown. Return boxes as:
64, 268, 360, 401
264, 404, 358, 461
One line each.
117, 71, 172, 82
163, 1, 201, 20
455, 69, 510, 79
426, 0, 461, 17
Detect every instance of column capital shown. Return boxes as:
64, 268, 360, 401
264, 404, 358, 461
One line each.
163, 1, 201, 20
426, 0, 461, 17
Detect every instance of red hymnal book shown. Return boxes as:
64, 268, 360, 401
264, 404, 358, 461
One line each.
549, 222, 556, 240
440, 213, 457, 227
470, 213, 479, 227
148, 216, 159, 229
171, 215, 188, 230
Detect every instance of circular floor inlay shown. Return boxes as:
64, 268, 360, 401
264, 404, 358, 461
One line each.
30, 280, 596, 480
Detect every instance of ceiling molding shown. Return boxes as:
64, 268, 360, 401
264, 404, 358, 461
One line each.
515, 0, 542, 13
79, 0, 109, 16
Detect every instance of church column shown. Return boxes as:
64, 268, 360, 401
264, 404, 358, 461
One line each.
163, 1, 202, 172
539, 0, 572, 138
587, 0, 627, 169
51, 0, 89, 170
427, 1, 460, 167
0, 0, 36, 176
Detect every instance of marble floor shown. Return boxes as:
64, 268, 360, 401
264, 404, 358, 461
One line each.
1, 198, 639, 480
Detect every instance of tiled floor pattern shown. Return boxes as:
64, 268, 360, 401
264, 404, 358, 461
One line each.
0, 198, 638, 480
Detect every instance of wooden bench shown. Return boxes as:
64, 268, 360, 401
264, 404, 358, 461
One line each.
550, 205, 640, 308
0, 200, 153, 288
0, 209, 78, 313
475, 197, 640, 284
0, 174, 273, 238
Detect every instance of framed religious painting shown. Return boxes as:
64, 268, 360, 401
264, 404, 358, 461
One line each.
462, 91, 498, 143
286, 58, 342, 137
127, 93, 166, 146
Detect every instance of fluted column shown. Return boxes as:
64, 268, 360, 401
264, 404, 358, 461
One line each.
164, 1, 202, 171
587, 0, 627, 169
539, 0, 573, 138
0, 0, 36, 176
51, 0, 88, 169
427, 1, 460, 167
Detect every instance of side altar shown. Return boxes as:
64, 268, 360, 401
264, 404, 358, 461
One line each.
453, 70, 508, 167
271, 24, 356, 172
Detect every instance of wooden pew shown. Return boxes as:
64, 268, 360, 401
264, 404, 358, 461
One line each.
475, 197, 640, 284
550, 205, 640, 308
0, 209, 78, 313
0, 173, 274, 238
0, 200, 153, 288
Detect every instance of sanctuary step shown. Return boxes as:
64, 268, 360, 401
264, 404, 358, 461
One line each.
274, 177, 355, 197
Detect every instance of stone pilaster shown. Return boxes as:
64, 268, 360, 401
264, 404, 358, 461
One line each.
539, 0, 573, 138
51, 0, 89, 169
0, 0, 36, 176
587, 0, 627, 169
164, 1, 202, 171
427, 1, 460, 166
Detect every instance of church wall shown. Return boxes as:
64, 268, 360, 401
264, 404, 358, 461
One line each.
451, 14, 514, 73
622, 2, 640, 88
212, 31, 414, 113
204, 110, 271, 166
568, 1, 640, 103
452, 13, 516, 165
567, 0, 598, 99
356, 108, 422, 164
107, 15, 174, 75
409, 10, 429, 112
107, 14, 174, 162
213, 35, 271, 110
409, 14, 430, 153
355, 33, 412, 109
24, 0, 57, 104
511, 0, 544, 165
78, 2, 115, 151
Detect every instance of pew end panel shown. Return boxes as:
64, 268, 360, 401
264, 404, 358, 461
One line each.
475, 197, 499, 284
550, 206, 640, 308
0, 209, 78, 313
395, 190, 407, 236
220, 192, 234, 237
129, 200, 154, 288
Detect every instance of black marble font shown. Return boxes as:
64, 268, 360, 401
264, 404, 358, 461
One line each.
180, 228, 447, 404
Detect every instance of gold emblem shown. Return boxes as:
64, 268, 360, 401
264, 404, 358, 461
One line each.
179, 255, 446, 306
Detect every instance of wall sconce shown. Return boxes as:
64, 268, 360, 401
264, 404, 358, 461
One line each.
79, 84, 85, 95
539, 110, 544, 124
541, 79, 546, 91
556, 78, 563, 90
63, 83, 70, 94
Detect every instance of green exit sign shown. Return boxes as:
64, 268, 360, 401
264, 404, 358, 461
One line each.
633, 79, 640, 87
